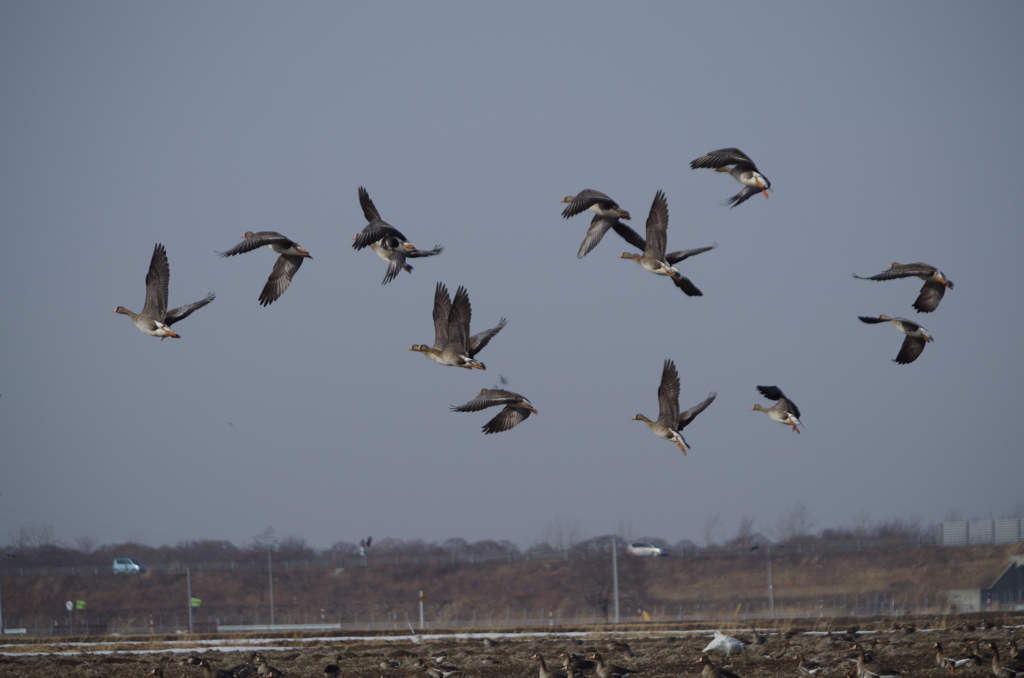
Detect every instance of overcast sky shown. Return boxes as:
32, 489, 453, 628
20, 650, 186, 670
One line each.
2, 2, 1022, 552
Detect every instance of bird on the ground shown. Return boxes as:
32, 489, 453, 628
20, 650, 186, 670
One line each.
632, 359, 712, 455
530, 655, 567, 678
198, 661, 237, 678
703, 631, 746, 659
218, 231, 311, 306
795, 655, 825, 677
352, 186, 442, 284
697, 655, 743, 678
986, 644, 1024, 678
690, 147, 771, 207
853, 262, 953, 313
451, 388, 537, 434
409, 282, 505, 369
618, 190, 706, 296
114, 243, 215, 338
933, 642, 974, 675
858, 315, 934, 364
851, 644, 902, 678
589, 653, 637, 678
751, 385, 802, 433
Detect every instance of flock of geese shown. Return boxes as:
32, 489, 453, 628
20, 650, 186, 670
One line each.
140, 628, 1024, 678
113, 147, 954, 443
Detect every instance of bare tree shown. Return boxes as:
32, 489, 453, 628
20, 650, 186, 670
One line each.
1000, 502, 1024, 519
768, 503, 818, 541
74, 535, 97, 553
7, 524, 62, 549
537, 517, 582, 551
725, 516, 759, 551
703, 513, 722, 547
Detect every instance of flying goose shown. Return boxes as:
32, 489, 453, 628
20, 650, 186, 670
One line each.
409, 282, 506, 369
853, 262, 953, 313
218, 231, 311, 306
858, 315, 934, 364
632, 360, 713, 455
114, 243, 215, 338
353, 186, 442, 284
451, 389, 537, 434
618, 190, 706, 296
561, 189, 643, 258
751, 385, 802, 433
690, 148, 771, 207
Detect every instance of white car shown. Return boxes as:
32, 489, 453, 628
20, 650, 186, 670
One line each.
628, 542, 667, 557
112, 557, 147, 573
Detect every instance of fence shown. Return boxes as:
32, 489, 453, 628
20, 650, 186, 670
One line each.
938, 519, 1024, 546
0, 536, 951, 578
1, 591, 947, 637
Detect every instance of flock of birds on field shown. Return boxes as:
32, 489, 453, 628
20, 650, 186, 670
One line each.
113, 148, 954, 446
124, 624, 1024, 678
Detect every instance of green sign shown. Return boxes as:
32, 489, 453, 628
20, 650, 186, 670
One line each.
190, 597, 202, 608
75, 600, 86, 610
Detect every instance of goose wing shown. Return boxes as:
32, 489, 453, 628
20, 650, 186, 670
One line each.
666, 243, 717, 265
643, 190, 669, 260
447, 285, 474, 352
468, 318, 507, 358
722, 185, 761, 208
482, 406, 532, 434
561, 189, 617, 218
757, 385, 801, 419
218, 232, 291, 257
451, 389, 526, 412
690, 147, 756, 170
431, 282, 453, 349
894, 335, 927, 364
657, 359, 681, 428
678, 392, 716, 430
259, 255, 303, 306
142, 243, 171, 320
672, 275, 703, 297
913, 281, 946, 313
165, 292, 215, 326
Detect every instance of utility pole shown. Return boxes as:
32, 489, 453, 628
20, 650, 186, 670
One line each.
418, 590, 425, 629
767, 544, 775, 618
268, 550, 275, 626
187, 568, 194, 633
611, 535, 620, 623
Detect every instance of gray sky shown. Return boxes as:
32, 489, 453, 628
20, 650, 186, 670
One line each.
2, 2, 1021, 551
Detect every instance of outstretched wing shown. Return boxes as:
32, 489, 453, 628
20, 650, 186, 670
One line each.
643, 190, 669, 260
690, 147, 756, 170
678, 392, 716, 430
657, 359, 681, 427
259, 255, 304, 306
468, 318, 507, 358
165, 292, 216, 326
218, 232, 290, 257
358, 186, 382, 222
142, 243, 171, 320
561, 189, 615, 219
913, 281, 946, 313
666, 243, 717, 265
